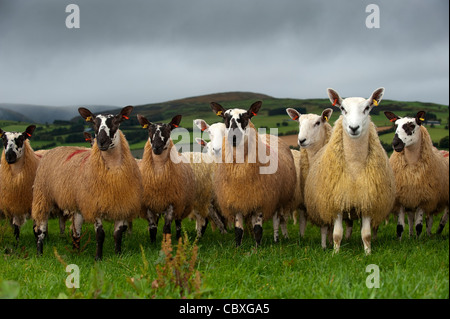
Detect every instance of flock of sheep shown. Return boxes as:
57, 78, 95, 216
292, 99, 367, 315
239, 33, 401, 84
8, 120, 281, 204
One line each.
0, 87, 448, 260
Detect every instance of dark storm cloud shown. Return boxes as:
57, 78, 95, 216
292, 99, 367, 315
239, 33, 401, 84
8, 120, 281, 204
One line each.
0, 0, 448, 106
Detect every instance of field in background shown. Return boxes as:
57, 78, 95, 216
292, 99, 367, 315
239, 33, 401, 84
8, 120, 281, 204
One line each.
0, 93, 448, 156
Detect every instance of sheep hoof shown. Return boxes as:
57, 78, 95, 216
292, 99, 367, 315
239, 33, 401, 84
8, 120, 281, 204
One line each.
149, 226, 157, 243
235, 227, 243, 247
415, 224, 423, 238
396, 224, 404, 239
436, 224, 444, 235
13, 225, 20, 242
254, 225, 263, 246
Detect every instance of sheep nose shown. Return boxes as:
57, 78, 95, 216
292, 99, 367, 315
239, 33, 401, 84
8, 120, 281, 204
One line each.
349, 126, 360, 133
213, 148, 221, 156
299, 138, 306, 146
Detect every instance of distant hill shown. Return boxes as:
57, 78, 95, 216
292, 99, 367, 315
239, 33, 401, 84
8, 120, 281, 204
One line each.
0, 107, 34, 122
0, 104, 119, 124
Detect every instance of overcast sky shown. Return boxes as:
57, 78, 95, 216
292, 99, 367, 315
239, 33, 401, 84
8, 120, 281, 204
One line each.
0, 0, 448, 107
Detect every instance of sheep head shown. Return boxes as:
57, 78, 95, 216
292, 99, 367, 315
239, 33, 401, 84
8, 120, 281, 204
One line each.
0, 125, 36, 164
286, 108, 333, 148
384, 110, 425, 152
78, 106, 133, 151
327, 87, 384, 139
210, 101, 262, 148
137, 114, 182, 156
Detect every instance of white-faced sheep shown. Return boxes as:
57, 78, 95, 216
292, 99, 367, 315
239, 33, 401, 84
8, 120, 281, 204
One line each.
305, 88, 395, 254
210, 101, 297, 246
0, 125, 38, 241
32, 106, 143, 260
286, 108, 333, 247
384, 111, 449, 238
137, 114, 195, 243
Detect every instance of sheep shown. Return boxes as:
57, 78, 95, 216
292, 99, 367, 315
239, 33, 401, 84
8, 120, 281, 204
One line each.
137, 114, 195, 243
0, 125, 38, 241
384, 111, 449, 239
286, 108, 333, 247
210, 101, 297, 246
305, 88, 395, 254
182, 146, 227, 238
193, 120, 226, 159
32, 106, 143, 260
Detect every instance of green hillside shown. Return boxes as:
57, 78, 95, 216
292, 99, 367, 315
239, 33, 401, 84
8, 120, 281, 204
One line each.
0, 92, 448, 154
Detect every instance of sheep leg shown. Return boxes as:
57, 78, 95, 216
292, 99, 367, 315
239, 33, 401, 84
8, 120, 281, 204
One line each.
59, 210, 70, 236
414, 208, 424, 238
35, 222, 47, 256
208, 205, 227, 234
345, 219, 353, 240
437, 208, 448, 235
299, 209, 307, 238
320, 226, 328, 249
361, 216, 372, 255
72, 212, 84, 250
397, 207, 405, 239
12, 215, 25, 242
146, 209, 158, 243
163, 205, 174, 236
175, 219, 182, 240
235, 213, 244, 247
194, 211, 206, 238
426, 215, 433, 237
94, 218, 105, 261
280, 210, 289, 239
114, 220, 128, 255
407, 210, 414, 237
332, 214, 343, 254
252, 212, 264, 247
272, 211, 280, 243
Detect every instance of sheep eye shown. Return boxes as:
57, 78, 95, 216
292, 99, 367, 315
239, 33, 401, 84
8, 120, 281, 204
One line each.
341, 107, 346, 113
364, 106, 370, 113
314, 121, 320, 127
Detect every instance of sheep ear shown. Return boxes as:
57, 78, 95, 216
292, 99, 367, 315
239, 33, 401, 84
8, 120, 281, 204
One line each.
137, 114, 151, 129
79, 107, 95, 123
384, 111, 399, 123
84, 132, 93, 143
23, 125, 36, 139
369, 87, 385, 107
0, 128, 4, 138
116, 105, 134, 122
286, 108, 301, 122
194, 119, 209, 132
416, 111, 426, 126
211, 102, 226, 118
169, 115, 182, 130
327, 88, 343, 107
195, 137, 207, 147
247, 101, 262, 118
321, 108, 333, 123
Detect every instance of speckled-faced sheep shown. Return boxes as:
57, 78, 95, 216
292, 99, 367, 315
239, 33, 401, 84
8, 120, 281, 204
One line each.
210, 101, 297, 246
305, 88, 395, 254
0, 125, 38, 241
32, 106, 143, 260
137, 114, 195, 243
384, 111, 449, 238
286, 108, 333, 247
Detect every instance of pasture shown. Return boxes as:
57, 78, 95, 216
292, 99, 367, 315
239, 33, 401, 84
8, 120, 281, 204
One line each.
0, 213, 448, 299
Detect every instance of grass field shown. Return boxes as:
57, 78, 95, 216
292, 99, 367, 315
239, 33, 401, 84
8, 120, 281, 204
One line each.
0, 212, 448, 299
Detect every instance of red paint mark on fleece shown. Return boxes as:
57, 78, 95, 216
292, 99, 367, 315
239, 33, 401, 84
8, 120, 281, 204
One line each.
81, 153, 91, 165
66, 149, 89, 162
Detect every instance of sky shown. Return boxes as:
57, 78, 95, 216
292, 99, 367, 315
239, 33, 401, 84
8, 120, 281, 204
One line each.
0, 0, 448, 107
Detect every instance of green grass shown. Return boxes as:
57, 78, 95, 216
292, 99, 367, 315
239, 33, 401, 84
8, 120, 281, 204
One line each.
0, 212, 448, 299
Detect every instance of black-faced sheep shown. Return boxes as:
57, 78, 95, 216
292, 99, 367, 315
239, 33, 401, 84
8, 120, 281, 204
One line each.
137, 114, 195, 243
210, 101, 297, 246
32, 106, 143, 260
384, 111, 449, 238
